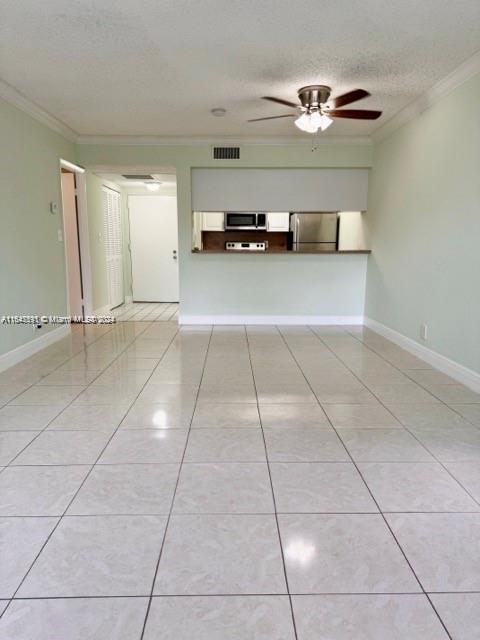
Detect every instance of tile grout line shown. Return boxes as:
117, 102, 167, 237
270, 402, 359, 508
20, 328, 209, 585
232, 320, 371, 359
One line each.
0, 322, 179, 621
277, 326, 455, 638
299, 325, 454, 640
343, 326, 480, 429
245, 325, 299, 640
4, 509, 480, 519
7, 589, 480, 602
115, 302, 169, 322
165, 304, 179, 321
359, 331, 480, 409
0, 320, 120, 407
138, 324, 214, 640
403, 425, 480, 508
0, 321, 474, 635
116, 302, 150, 321
1, 320, 146, 468
3, 319, 138, 395
342, 327, 480, 507
4, 320, 158, 466
8, 457, 476, 465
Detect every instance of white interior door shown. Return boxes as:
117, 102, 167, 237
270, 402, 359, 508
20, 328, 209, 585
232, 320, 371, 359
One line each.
102, 187, 124, 309
128, 195, 179, 302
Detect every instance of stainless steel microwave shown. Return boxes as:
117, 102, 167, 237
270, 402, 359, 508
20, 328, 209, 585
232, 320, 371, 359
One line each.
224, 212, 267, 230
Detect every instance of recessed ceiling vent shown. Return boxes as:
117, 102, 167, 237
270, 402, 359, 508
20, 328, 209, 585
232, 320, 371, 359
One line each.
212, 146, 240, 160
122, 174, 154, 180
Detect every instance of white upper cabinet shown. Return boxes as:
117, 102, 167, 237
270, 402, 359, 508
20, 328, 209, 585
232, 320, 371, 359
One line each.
267, 212, 290, 232
202, 212, 224, 231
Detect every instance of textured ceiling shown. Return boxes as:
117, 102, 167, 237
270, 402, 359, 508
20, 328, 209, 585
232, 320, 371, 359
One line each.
1, 0, 480, 137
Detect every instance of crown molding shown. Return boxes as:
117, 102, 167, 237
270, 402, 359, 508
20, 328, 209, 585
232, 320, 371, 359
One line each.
75, 134, 373, 147
372, 48, 480, 143
0, 78, 78, 142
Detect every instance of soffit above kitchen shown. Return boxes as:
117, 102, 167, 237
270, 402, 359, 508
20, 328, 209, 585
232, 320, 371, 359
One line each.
1, 1, 480, 137
95, 173, 176, 189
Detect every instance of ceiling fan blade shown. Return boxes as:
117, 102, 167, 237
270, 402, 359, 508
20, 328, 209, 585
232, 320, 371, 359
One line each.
326, 109, 382, 120
262, 96, 298, 108
329, 89, 370, 109
248, 114, 296, 122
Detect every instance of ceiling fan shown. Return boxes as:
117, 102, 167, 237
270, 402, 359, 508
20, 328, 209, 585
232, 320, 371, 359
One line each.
248, 85, 382, 133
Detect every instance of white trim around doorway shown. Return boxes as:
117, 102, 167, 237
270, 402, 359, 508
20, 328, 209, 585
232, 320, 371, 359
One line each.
59, 159, 93, 317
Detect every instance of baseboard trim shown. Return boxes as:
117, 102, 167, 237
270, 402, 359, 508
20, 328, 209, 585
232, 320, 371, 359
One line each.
364, 317, 480, 392
0, 326, 71, 373
179, 314, 364, 326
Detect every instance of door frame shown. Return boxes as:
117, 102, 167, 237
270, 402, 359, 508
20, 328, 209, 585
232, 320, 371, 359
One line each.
59, 159, 93, 316
127, 193, 180, 303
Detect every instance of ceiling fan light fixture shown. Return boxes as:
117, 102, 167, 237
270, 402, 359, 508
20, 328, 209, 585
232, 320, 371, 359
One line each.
294, 109, 333, 134
309, 110, 323, 130
318, 112, 333, 131
145, 182, 161, 191
294, 112, 318, 133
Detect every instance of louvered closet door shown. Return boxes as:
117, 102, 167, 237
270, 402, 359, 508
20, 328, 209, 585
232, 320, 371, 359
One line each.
102, 187, 124, 309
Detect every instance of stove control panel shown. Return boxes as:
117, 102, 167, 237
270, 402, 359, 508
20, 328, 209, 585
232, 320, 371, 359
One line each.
225, 242, 267, 251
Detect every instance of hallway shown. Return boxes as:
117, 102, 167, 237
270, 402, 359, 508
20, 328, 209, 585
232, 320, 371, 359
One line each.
112, 302, 179, 323
0, 321, 479, 638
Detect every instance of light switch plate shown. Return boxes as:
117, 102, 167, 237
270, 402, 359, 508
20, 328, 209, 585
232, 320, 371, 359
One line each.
50, 201, 59, 215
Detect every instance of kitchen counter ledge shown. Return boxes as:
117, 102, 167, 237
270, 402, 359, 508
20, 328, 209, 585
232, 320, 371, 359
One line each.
192, 249, 371, 255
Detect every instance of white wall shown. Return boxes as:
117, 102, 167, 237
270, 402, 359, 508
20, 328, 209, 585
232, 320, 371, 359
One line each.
77, 143, 373, 323
180, 252, 368, 322
0, 97, 75, 356
187, 167, 369, 321
192, 168, 369, 211
366, 71, 480, 374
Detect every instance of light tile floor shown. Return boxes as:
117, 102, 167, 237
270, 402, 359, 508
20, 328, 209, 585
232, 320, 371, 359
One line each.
0, 317, 480, 638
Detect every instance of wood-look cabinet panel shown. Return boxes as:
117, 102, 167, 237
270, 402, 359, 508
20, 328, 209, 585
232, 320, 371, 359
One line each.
202, 231, 289, 251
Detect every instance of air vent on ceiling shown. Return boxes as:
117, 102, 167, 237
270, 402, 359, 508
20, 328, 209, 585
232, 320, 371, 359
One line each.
122, 174, 154, 180
213, 146, 240, 160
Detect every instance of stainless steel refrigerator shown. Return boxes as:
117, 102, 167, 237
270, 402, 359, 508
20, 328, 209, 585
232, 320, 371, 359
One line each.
290, 212, 338, 252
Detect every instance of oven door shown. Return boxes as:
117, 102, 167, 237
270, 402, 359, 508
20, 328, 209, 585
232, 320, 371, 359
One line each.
225, 212, 258, 230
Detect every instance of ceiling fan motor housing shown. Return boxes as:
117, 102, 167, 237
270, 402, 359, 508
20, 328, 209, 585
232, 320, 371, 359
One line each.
298, 85, 331, 110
